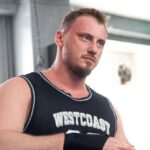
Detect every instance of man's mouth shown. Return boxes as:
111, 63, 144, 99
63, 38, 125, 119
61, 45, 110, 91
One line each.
82, 55, 96, 63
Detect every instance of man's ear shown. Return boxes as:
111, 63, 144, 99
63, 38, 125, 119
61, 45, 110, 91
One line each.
55, 31, 63, 48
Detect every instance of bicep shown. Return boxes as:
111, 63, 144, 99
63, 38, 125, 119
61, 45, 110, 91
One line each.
114, 107, 129, 143
0, 77, 31, 132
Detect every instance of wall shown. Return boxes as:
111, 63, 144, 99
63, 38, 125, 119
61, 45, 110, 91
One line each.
13, 0, 34, 75
86, 40, 150, 150
30, 0, 70, 71
13, 0, 70, 75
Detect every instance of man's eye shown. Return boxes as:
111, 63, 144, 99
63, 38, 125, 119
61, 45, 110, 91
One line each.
77, 33, 92, 42
82, 35, 91, 42
97, 41, 105, 48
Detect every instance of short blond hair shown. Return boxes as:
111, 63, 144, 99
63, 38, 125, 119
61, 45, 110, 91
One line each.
60, 8, 107, 32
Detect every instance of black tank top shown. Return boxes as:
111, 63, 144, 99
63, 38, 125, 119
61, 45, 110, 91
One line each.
22, 72, 117, 137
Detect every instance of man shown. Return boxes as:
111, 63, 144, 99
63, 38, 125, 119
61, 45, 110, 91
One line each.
0, 8, 135, 150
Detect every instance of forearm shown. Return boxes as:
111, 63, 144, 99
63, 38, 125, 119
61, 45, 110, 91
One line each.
103, 137, 135, 150
0, 130, 64, 150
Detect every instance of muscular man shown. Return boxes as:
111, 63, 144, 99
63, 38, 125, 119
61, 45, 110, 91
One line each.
0, 8, 135, 150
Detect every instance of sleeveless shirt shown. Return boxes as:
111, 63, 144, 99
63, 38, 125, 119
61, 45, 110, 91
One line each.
22, 72, 117, 137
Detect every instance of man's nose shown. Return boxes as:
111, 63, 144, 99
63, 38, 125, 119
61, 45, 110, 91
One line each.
87, 42, 98, 54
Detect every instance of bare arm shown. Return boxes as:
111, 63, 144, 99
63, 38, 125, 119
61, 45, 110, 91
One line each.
0, 77, 64, 150
0, 130, 64, 150
103, 107, 135, 150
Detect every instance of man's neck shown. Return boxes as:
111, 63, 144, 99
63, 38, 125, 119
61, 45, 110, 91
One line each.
42, 67, 89, 99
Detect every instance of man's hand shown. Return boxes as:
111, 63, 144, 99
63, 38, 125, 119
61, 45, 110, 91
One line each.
103, 137, 135, 150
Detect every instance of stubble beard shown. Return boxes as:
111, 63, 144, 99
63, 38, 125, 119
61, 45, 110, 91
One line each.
63, 50, 95, 78
67, 63, 92, 79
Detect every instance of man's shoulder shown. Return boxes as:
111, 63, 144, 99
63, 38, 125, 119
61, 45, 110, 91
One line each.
88, 86, 108, 101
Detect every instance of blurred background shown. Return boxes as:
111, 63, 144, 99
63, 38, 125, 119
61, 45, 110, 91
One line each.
0, 0, 150, 149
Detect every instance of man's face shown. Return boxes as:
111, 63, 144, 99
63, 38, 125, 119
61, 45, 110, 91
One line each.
59, 16, 107, 78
